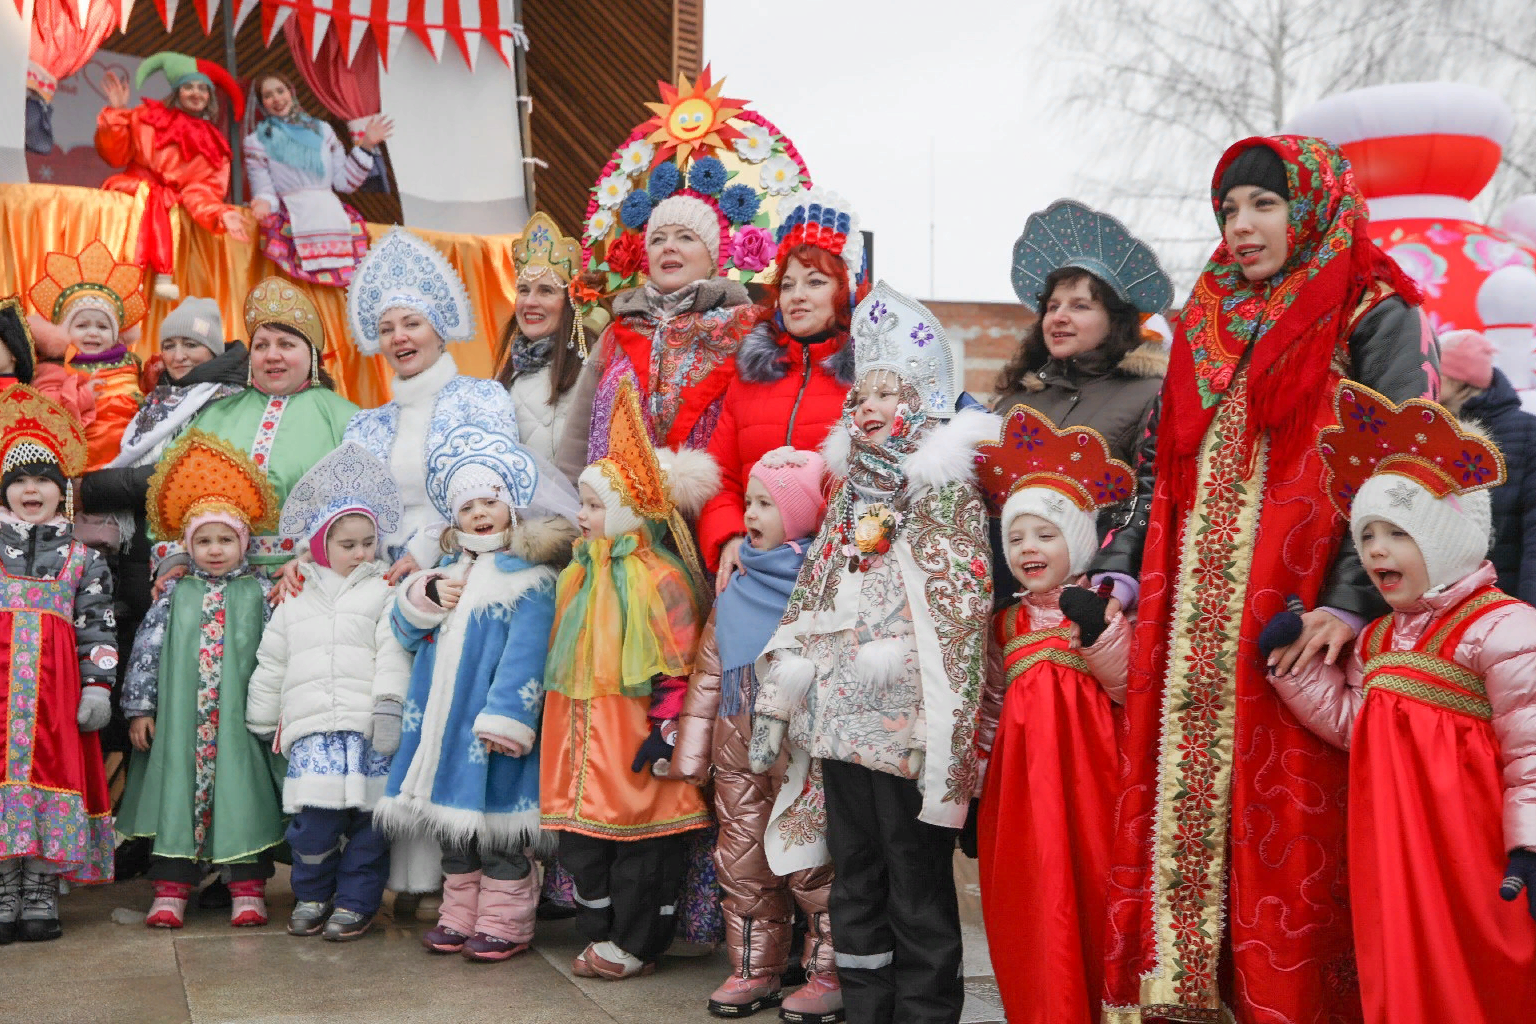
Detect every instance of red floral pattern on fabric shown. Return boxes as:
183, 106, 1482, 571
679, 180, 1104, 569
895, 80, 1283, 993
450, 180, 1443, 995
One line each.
249, 394, 289, 470
192, 581, 227, 853
0, 545, 113, 882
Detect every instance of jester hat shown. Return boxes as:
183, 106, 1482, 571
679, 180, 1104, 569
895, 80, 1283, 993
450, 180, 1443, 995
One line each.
137, 51, 245, 121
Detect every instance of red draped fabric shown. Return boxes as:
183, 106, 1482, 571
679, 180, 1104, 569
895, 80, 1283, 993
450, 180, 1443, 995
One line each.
282, 20, 382, 144
26, 0, 126, 101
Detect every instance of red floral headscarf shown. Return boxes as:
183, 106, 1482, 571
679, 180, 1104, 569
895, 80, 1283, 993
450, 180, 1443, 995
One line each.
1162, 135, 1420, 466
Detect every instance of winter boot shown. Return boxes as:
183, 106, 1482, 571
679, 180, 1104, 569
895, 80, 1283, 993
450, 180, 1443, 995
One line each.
228, 879, 268, 927
288, 899, 332, 936
708, 974, 784, 1017
586, 940, 657, 980
779, 972, 844, 1024
422, 871, 480, 953
18, 867, 62, 942
146, 881, 193, 928
461, 872, 537, 963
322, 908, 374, 942
0, 859, 21, 944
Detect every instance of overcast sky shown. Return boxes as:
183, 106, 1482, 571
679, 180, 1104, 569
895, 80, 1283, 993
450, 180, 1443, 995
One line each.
705, 1, 1092, 304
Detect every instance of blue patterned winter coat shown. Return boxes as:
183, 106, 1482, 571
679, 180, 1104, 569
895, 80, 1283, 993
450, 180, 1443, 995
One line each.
344, 354, 521, 567
373, 516, 575, 853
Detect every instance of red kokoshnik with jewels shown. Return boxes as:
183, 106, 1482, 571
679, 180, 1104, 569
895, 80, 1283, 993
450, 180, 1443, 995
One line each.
1101, 136, 1429, 1023
1316, 382, 1536, 1024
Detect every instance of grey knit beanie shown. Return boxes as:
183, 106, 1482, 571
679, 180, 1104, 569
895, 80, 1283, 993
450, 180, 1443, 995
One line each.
159, 296, 225, 355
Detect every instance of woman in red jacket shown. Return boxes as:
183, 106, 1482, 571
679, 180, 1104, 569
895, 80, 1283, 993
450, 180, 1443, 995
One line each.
699, 189, 868, 587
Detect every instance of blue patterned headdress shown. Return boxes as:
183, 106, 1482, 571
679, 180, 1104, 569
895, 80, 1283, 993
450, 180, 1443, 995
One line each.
852, 281, 959, 420
346, 228, 476, 355
426, 425, 539, 522
278, 441, 403, 544
1011, 199, 1173, 315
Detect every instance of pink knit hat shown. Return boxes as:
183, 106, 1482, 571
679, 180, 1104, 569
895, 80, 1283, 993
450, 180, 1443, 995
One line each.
1439, 329, 1496, 389
749, 447, 827, 542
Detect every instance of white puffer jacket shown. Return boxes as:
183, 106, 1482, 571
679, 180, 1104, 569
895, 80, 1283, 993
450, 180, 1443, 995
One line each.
246, 560, 413, 754
509, 366, 576, 465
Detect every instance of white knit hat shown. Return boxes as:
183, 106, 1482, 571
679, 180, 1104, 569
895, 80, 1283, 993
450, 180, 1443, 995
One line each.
448, 462, 516, 518
1001, 485, 1098, 576
1350, 474, 1492, 592
647, 195, 722, 267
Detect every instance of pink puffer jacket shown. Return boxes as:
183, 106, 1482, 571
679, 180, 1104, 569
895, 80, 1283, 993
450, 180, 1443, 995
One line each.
1271, 561, 1536, 851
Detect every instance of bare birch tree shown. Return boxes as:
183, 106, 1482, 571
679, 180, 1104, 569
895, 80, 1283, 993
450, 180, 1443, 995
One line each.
1057, 0, 1534, 288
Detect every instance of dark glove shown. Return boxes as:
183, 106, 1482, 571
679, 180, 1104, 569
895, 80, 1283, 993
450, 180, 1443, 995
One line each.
1259, 596, 1308, 660
1059, 586, 1109, 648
1500, 848, 1536, 921
631, 720, 677, 776
957, 799, 980, 859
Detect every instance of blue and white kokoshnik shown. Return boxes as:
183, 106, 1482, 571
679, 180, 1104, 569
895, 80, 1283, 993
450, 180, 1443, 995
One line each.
346, 227, 476, 354
278, 440, 404, 543
425, 425, 539, 522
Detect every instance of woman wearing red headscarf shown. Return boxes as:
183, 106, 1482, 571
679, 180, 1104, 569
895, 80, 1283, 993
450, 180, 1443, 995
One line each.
1094, 136, 1439, 1024
697, 189, 867, 586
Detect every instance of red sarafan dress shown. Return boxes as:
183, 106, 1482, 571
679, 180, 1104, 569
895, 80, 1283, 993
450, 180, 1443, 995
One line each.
1274, 563, 1536, 1024
975, 591, 1129, 1024
0, 538, 114, 882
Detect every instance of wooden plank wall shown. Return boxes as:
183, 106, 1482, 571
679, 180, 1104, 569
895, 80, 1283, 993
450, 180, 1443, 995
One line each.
523, 0, 701, 239
100, 5, 403, 225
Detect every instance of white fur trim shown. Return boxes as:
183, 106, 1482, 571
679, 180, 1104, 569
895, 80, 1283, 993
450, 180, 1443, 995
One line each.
657, 447, 721, 518
395, 572, 448, 630
761, 653, 815, 721
854, 637, 908, 690
903, 408, 999, 497
1001, 486, 1098, 576
821, 423, 853, 479
1350, 474, 1492, 592
381, 554, 554, 850
472, 713, 536, 753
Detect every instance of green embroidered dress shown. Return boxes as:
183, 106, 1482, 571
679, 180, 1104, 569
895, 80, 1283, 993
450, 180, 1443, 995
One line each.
149, 386, 359, 575
116, 568, 284, 865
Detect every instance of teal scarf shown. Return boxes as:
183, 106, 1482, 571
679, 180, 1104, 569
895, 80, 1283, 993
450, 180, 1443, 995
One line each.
257, 113, 325, 178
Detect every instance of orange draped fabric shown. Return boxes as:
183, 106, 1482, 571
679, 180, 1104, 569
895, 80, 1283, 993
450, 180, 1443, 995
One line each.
0, 182, 518, 410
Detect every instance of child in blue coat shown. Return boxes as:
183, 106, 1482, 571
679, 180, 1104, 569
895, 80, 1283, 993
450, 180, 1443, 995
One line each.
373, 425, 577, 963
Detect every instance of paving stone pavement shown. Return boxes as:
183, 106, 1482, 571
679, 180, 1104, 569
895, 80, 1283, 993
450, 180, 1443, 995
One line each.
0, 856, 1003, 1024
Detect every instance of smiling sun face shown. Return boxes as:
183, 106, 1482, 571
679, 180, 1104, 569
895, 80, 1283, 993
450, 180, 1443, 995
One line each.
642, 65, 747, 167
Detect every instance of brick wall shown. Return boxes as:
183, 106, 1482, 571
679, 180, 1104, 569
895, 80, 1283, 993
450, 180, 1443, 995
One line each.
925, 300, 1036, 403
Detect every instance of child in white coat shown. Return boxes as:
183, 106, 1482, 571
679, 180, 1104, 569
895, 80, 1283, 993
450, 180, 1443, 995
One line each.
245, 442, 412, 940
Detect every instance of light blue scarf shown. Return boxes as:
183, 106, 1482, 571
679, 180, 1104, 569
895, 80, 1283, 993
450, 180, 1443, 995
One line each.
257, 113, 325, 178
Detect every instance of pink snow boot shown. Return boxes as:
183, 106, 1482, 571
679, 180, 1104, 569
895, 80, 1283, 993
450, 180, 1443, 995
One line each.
422, 871, 480, 954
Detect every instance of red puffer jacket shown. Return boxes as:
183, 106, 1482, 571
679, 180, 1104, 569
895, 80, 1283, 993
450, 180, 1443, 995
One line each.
698, 322, 855, 569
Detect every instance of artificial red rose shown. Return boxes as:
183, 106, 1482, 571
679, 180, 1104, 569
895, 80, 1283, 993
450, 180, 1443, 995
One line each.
970, 556, 988, 577
605, 232, 646, 279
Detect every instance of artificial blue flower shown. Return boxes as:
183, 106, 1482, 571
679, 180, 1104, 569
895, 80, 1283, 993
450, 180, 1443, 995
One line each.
689, 156, 727, 196
620, 190, 654, 230
718, 184, 760, 225
649, 161, 681, 199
